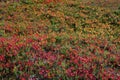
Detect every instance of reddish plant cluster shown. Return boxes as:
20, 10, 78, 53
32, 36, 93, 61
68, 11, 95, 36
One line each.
0, 0, 120, 80
0, 32, 120, 79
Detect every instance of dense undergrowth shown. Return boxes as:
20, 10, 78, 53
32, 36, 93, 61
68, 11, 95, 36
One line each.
0, 0, 120, 80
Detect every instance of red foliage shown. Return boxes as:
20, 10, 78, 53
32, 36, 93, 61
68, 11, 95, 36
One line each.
0, 55, 5, 61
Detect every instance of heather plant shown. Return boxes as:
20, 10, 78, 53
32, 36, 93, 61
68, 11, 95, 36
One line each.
0, 0, 120, 80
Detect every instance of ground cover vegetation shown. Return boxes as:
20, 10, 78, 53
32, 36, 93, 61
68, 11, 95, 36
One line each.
0, 0, 120, 80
